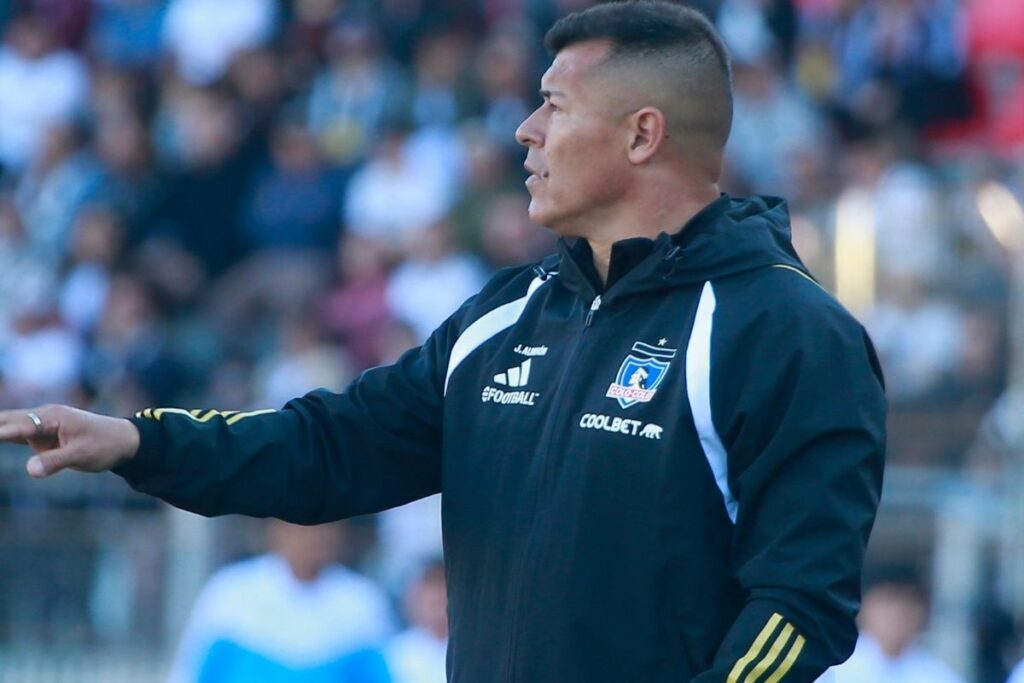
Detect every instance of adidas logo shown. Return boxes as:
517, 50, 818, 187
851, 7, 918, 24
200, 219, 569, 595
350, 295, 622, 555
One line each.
493, 359, 532, 388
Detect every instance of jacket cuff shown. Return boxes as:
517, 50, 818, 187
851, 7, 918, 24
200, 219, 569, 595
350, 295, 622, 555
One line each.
111, 417, 167, 484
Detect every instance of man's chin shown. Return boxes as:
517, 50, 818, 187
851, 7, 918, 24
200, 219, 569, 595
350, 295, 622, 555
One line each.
527, 204, 580, 239
526, 200, 551, 229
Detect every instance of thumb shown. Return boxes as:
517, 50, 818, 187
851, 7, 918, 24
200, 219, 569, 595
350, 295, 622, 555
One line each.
27, 445, 80, 479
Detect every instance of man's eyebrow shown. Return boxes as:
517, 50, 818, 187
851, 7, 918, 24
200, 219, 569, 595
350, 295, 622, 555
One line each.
539, 89, 566, 100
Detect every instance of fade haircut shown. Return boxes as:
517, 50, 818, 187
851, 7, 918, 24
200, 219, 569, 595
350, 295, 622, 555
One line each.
545, 1, 733, 159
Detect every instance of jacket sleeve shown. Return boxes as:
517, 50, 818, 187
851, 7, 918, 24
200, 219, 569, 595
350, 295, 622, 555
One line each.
691, 282, 886, 682
112, 304, 465, 524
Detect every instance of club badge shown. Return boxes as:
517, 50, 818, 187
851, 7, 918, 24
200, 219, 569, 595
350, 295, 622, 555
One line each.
606, 340, 677, 409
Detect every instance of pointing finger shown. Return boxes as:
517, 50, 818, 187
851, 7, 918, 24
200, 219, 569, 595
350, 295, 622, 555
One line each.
0, 409, 59, 443
0, 414, 38, 443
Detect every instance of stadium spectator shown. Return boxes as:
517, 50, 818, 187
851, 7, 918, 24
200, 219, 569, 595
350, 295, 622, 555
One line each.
318, 233, 400, 371
829, 0, 968, 131
833, 567, 965, 683
716, 0, 797, 68
307, 20, 410, 165
92, 103, 162, 242
865, 273, 967, 404
0, 191, 54, 351
80, 272, 181, 410
168, 520, 394, 683
253, 316, 354, 409
14, 120, 104, 260
58, 204, 124, 335
343, 117, 459, 255
0, 14, 88, 173
148, 86, 256, 278
449, 123, 523, 253
162, 0, 278, 85
725, 55, 826, 195
836, 135, 948, 284
409, 30, 474, 130
0, 297, 82, 406
384, 219, 487, 342
240, 117, 342, 252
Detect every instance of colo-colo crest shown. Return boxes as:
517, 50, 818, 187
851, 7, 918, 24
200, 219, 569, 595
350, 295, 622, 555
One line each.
606, 341, 677, 409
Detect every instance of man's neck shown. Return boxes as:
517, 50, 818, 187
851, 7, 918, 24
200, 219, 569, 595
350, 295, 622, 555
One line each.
587, 186, 721, 283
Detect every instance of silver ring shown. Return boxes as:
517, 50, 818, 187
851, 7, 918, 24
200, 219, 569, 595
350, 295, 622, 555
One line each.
26, 412, 43, 435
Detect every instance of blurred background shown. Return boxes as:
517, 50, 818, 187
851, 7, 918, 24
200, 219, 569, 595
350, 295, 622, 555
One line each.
0, 0, 1022, 681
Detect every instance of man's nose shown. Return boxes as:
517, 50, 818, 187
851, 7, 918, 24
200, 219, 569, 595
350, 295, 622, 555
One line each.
515, 108, 543, 148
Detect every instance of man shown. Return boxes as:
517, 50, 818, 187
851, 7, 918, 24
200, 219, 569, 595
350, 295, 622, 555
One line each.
169, 521, 394, 683
0, 3, 885, 682
833, 568, 964, 683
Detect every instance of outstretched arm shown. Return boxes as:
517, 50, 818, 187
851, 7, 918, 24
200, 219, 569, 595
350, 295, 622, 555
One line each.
1, 306, 459, 523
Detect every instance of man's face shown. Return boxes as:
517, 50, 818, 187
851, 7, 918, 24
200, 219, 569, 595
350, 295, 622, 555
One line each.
515, 41, 631, 235
858, 584, 926, 658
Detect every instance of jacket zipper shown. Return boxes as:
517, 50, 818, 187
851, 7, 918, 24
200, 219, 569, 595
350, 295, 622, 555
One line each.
585, 295, 602, 327
503, 294, 602, 681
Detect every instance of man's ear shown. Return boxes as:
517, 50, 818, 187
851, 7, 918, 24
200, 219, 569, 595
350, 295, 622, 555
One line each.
626, 107, 668, 165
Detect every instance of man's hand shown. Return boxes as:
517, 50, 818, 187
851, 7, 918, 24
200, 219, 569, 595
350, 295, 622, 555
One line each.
0, 405, 140, 478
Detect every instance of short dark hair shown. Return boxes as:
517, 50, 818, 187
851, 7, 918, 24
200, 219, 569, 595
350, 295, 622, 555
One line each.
863, 564, 928, 602
544, 1, 733, 157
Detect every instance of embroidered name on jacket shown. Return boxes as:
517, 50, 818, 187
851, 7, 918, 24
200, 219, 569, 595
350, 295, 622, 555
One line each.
606, 341, 677, 409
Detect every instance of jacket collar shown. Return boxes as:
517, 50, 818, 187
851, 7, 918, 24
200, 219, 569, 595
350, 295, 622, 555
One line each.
554, 194, 732, 303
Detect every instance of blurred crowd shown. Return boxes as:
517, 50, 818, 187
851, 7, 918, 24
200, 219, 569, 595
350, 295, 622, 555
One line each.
0, 0, 1023, 680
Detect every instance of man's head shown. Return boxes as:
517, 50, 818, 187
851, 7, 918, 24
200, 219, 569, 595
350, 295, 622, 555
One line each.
858, 566, 929, 659
267, 519, 345, 583
515, 1, 732, 235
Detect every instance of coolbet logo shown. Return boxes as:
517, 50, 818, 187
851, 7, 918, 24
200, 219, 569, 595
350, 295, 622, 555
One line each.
640, 424, 663, 439
482, 358, 539, 406
606, 340, 677, 409
579, 413, 663, 439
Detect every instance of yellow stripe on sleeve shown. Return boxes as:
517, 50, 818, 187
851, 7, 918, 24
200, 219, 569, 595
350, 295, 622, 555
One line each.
764, 635, 806, 683
142, 408, 275, 424
152, 408, 195, 420
727, 613, 784, 683
224, 409, 276, 425
745, 623, 794, 683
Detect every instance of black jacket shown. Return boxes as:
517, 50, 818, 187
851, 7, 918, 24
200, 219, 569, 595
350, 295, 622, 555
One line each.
115, 195, 886, 683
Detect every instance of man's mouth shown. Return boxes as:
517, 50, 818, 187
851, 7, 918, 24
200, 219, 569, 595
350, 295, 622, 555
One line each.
524, 164, 549, 179
525, 172, 549, 189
